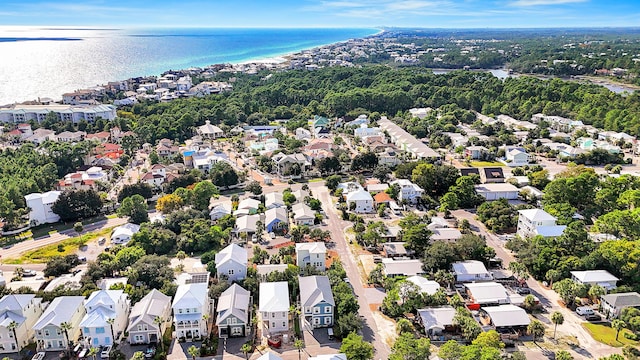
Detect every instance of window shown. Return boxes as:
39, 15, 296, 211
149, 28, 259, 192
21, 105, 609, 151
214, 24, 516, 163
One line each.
272, 322, 276, 328
231, 318, 237, 324
38, 331, 42, 336
138, 325, 143, 331
56, 329, 61, 335
313, 307, 320, 314
272, 313, 275, 318
58, 340, 63, 347
186, 308, 190, 313
282, 322, 286, 327
83, 327, 90, 335
305, 307, 311, 314
178, 309, 183, 314
228, 269, 234, 275
325, 317, 331, 324
44, 330, 50, 336
326, 307, 332, 313
96, 327, 105, 334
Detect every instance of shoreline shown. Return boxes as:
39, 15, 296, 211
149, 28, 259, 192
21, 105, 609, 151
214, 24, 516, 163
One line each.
1, 27, 382, 105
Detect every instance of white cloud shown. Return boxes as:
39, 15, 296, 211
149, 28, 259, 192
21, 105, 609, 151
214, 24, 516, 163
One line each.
509, 0, 588, 6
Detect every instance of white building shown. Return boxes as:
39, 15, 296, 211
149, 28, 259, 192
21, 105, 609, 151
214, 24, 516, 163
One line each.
80, 290, 130, 347
33, 296, 86, 352
259, 282, 290, 335
197, 121, 224, 139
475, 183, 520, 201
111, 223, 141, 245
292, 203, 316, 226
464, 282, 510, 305
571, 270, 619, 291
0, 104, 117, 123
172, 283, 211, 341
0, 295, 44, 354
215, 244, 248, 282
346, 188, 374, 213
406, 276, 441, 296
127, 289, 172, 345
391, 179, 425, 204
296, 242, 327, 271
209, 201, 233, 221
517, 209, 566, 239
452, 260, 492, 282
25, 191, 61, 226
354, 125, 382, 139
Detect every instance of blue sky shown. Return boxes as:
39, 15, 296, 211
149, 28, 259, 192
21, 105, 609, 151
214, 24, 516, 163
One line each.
0, 0, 638, 28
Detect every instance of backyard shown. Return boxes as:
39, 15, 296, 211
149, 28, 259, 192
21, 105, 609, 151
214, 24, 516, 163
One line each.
582, 323, 640, 347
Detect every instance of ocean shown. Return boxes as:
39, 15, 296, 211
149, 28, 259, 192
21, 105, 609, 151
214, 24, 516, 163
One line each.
0, 27, 378, 105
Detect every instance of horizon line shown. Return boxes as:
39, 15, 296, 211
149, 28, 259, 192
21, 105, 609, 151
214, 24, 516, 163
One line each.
2, 25, 640, 30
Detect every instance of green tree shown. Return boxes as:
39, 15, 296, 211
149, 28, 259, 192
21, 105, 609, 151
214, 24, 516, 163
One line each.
438, 339, 463, 360
528, 320, 545, 343
130, 352, 145, 360
551, 311, 564, 339
294, 339, 305, 360
340, 332, 374, 360
389, 332, 431, 360
472, 330, 504, 349
245, 181, 263, 195
118, 183, 153, 202
88, 347, 99, 360
52, 189, 103, 222
188, 345, 199, 360
612, 319, 626, 341
191, 181, 219, 211
555, 350, 574, 360
118, 194, 149, 224
74, 221, 84, 233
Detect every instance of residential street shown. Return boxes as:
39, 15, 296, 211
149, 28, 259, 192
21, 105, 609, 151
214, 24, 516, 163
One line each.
452, 209, 619, 359
310, 181, 392, 360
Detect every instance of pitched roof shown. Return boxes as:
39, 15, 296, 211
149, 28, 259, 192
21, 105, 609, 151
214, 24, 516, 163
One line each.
482, 305, 531, 327
346, 188, 373, 202
464, 282, 509, 304
292, 203, 315, 220
216, 284, 250, 325
518, 209, 557, 222
265, 207, 288, 226
33, 296, 85, 330
296, 242, 327, 254
85, 290, 124, 310
571, 270, 619, 284
406, 276, 441, 296
382, 258, 424, 276
127, 289, 171, 331
417, 306, 456, 331
452, 260, 490, 276
172, 283, 208, 309
235, 214, 260, 232
259, 282, 290, 312
215, 244, 248, 267
299, 276, 335, 308
602, 292, 640, 308
373, 192, 392, 203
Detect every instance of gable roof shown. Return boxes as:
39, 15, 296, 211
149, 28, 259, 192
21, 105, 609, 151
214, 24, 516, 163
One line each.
216, 284, 250, 325
518, 209, 557, 222
296, 242, 327, 254
235, 214, 260, 232
127, 289, 171, 331
406, 276, 441, 296
452, 260, 490, 276
602, 292, 640, 308
346, 188, 373, 202
299, 276, 335, 308
215, 244, 248, 267
172, 283, 208, 309
259, 282, 290, 312
33, 296, 85, 330
382, 258, 424, 276
373, 192, 392, 203
265, 207, 288, 226
292, 203, 315, 220
237, 198, 260, 210
85, 290, 124, 310
464, 282, 509, 303
417, 306, 456, 331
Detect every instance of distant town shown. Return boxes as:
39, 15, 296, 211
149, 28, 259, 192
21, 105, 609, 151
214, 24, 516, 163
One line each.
2, 29, 640, 360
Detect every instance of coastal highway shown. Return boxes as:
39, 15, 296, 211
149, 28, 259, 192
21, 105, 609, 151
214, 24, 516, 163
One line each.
0, 217, 128, 261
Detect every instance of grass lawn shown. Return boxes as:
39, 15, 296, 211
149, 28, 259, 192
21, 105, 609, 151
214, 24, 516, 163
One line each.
5, 228, 113, 264
582, 323, 639, 347
470, 160, 504, 167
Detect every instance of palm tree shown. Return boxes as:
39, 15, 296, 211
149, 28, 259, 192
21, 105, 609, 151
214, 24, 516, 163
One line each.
612, 319, 626, 341
527, 320, 545, 343
130, 351, 145, 360
107, 318, 116, 343
551, 311, 564, 339
60, 321, 73, 354
294, 339, 305, 360
187, 345, 199, 360
153, 316, 164, 352
240, 342, 252, 360
176, 250, 187, 263
7, 321, 18, 351
202, 313, 210, 338
88, 346, 99, 360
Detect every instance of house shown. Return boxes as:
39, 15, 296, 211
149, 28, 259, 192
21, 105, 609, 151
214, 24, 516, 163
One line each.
141, 172, 165, 187
431, 228, 463, 242
452, 260, 492, 282
265, 207, 288, 233
382, 258, 425, 277
111, 223, 141, 245
601, 292, 640, 319
295, 128, 312, 140
480, 305, 530, 331
265, 192, 285, 209
127, 289, 172, 345
296, 242, 327, 271
378, 118, 441, 161
460, 168, 480, 178
216, 284, 251, 338
417, 306, 456, 339
237, 198, 261, 214
406, 276, 441, 296
464, 282, 510, 305
259, 282, 290, 335
197, 121, 224, 139
366, 183, 389, 194
0, 295, 44, 354
209, 201, 233, 221
354, 124, 382, 139
299, 276, 335, 328
517, 209, 566, 239
571, 270, 618, 291
292, 203, 316, 226
479, 167, 505, 183
272, 153, 310, 178
382, 242, 411, 259
215, 244, 248, 282
505, 148, 531, 167
256, 264, 290, 281
25, 191, 61, 226
97, 277, 128, 290
373, 191, 393, 207
33, 296, 85, 352
26, 128, 56, 145
390, 179, 424, 204
172, 283, 211, 341
346, 188, 374, 213
464, 146, 489, 160
475, 183, 520, 200
80, 290, 130, 347
337, 181, 363, 195
234, 214, 260, 239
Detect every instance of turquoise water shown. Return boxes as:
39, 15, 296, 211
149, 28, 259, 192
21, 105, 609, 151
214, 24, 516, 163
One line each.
0, 27, 378, 105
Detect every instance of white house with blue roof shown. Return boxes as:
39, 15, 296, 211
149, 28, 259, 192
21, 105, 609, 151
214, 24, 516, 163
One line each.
299, 276, 335, 329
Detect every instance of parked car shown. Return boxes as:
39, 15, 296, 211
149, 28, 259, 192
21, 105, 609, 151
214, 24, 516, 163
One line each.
101, 345, 112, 359
144, 345, 156, 358
72, 269, 82, 276
516, 287, 531, 295
98, 237, 106, 245
270, 232, 276, 239
372, 255, 382, 264
22, 269, 37, 277
576, 306, 595, 316
585, 313, 602, 321
32, 352, 46, 360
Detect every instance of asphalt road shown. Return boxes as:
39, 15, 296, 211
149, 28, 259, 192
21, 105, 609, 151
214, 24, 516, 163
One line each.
452, 209, 619, 359
310, 181, 392, 360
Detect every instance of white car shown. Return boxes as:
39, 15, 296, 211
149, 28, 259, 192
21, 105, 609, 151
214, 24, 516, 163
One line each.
576, 306, 595, 316
101, 345, 112, 359
32, 352, 46, 360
